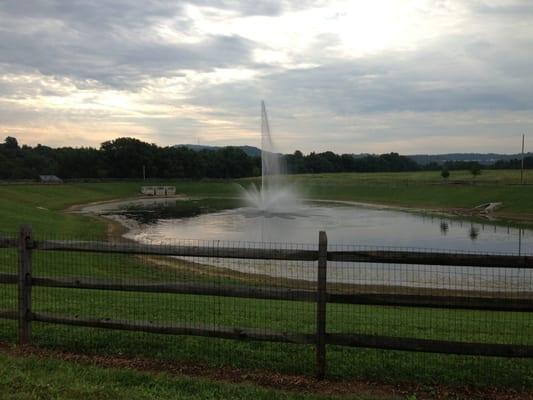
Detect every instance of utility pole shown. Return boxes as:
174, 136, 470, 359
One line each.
521, 134, 525, 185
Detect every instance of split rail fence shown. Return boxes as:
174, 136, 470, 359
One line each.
0, 224, 533, 378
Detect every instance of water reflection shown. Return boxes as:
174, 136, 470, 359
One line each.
107, 201, 533, 255
434, 216, 527, 245
469, 225, 480, 241
81, 197, 533, 254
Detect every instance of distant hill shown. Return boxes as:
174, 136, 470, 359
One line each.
406, 153, 533, 166
176, 144, 261, 157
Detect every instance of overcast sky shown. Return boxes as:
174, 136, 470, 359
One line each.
1, 0, 532, 154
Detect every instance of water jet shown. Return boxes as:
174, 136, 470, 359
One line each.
240, 101, 303, 216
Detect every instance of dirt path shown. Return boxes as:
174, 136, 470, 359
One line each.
0, 342, 530, 400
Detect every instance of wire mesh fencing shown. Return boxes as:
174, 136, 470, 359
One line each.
0, 227, 532, 386
0, 231, 17, 343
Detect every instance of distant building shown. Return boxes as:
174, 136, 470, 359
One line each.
141, 186, 155, 195
141, 186, 176, 196
39, 175, 63, 184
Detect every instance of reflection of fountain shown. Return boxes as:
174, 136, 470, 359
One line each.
469, 225, 480, 241
240, 101, 302, 216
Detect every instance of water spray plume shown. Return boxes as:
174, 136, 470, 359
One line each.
240, 101, 302, 215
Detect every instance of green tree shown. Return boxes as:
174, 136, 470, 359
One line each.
100, 137, 157, 178
470, 165, 481, 180
441, 168, 450, 179
4, 136, 19, 150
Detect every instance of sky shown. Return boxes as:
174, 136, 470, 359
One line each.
1, 0, 532, 154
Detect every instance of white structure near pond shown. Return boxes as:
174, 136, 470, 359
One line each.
39, 175, 63, 183
141, 186, 176, 196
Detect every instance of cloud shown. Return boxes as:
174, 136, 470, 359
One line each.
0, 0, 532, 154
0, 1, 259, 89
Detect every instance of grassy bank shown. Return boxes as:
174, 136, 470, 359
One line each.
290, 172, 533, 216
0, 181, 239, 236
0, 351, 376, 400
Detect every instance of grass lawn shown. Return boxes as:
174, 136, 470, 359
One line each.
0, 172, 532, 390
0, 351, 384, 400
0, 247, 531, 388
0, 181, 241, 236
285, 171, 533, 220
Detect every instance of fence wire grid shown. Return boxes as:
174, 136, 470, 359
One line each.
0, 229, 532, 386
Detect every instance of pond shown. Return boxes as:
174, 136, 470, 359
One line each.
85, 197, 533, 253
81, 197, 533, 291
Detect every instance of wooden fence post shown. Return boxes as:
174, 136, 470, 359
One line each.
316, 230, 328, 379
18, 224, 33, 344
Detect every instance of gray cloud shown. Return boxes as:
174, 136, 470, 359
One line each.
190, 41, 533, 116
0, 0, 533, 153
471, 1, 533, 17
0, 1, 257, 88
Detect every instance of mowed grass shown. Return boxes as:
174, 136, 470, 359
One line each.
260, 170, 533, 220
295, 169, 531, 184
0, 173, 533, 389
0, 352, 380, 400
0, 181, 240, 236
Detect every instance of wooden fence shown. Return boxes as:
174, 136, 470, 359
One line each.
0, 224, 533, 378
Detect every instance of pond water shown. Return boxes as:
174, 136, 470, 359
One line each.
82, 197, 533, 291
94, 198, 533, 254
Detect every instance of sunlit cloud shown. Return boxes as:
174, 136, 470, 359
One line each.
0, 0, 532, 153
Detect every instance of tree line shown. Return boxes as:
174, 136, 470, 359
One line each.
0, 136, 528, 180
285, 151, 421, 173
0, 137, 259, 179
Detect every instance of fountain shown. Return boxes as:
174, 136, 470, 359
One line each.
240, 101, 303, 216
85, 99, 533, 288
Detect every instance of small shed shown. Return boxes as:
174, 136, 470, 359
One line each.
141, 186, 156, 195
141, 186, 176, 196
39, 175, 63, 184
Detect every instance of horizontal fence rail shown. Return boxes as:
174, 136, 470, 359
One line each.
0, 236, 17, 249
0, 273, 17, 285
327, 333, 533, 358
31, 312, 317, 345
27, 313, 533, 358
1, 274, 532, 312
0, 310, 17, 320
1, 225, 532, 379
31, 277, 318, 302
3, 236, 533, 267
3, 235, 533, 268
329, 250, 533, 269
35, 240, 320, 261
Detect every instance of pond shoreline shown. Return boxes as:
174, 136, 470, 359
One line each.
70, 194, 532, 243
68, 195, 193, 241
68, 195, 533, 293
